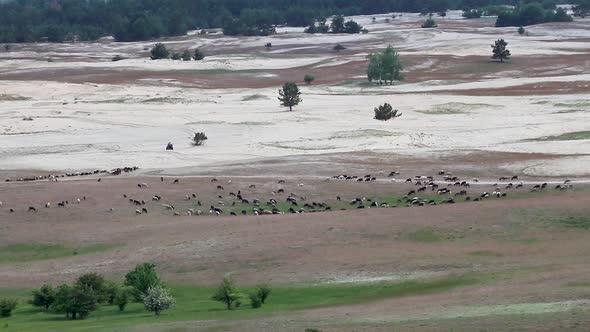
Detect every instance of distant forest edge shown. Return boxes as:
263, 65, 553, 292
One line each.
0, 0, 587, 43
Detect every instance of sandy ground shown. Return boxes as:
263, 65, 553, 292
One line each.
0, 12, 589, 176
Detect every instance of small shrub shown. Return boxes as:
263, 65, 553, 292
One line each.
265, 42, 272, 48
192, 132, 208, 146
333, 44, 346, 52
304, 74, 315, 85
112, 55, 124, 62
114, 287, 131, 311
4, 44, 12, 52
374, 103, 402, 121
199, 29, 207, 35
305, 329, 321, 332
181, 50, 192, 61
171, 52, 181, 60
421, 17, 437, 28
518, 26, 525, 35
31, 284, 56, 311
249, 292, 262, 308
0, 298, 17, 317
255, 284, 271, 304
193, 49, 205, 60
150, 43, 170, 60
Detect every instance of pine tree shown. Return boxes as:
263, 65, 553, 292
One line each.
491, 39, 511, 62
278, 82, 302, 111
367, 45, 403, 84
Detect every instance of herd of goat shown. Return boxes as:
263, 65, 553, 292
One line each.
0, 169, 576, 217
4, 166, 139, 183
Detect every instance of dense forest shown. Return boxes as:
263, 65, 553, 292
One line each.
0, 0, 582, 43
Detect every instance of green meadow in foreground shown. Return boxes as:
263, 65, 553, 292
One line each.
0, 275, 476, 332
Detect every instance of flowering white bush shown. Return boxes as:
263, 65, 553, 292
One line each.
141, 285, 175, 316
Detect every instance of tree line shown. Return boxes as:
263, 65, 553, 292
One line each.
0, 0, 563, 43
0, 263, 272, 319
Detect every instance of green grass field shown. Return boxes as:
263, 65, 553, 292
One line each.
0, 244, 115, 264
0, 275, 477, 332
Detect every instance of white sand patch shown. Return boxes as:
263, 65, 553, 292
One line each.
501, 156, 590, 177
0, 55, 331, 72
1, 80, 589, 175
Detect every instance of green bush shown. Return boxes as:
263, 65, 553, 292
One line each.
249, 292, 262, 308
211, 276, 242, 310
421, 17, 437, 28
150, 43, 170, 60
374, 103, 402, 121
171, 52, 181, 60
31, 284, 56, 311
181, 50, 192, 61
193, 49, 205, 60
124, 263, 162, 301
0, 298, 17, 317
255, 284, 271, 304
114, 287, 131, 311
304, 74, 315, 85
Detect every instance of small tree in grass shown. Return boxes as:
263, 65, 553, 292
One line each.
124, 263, 162, 301
114, 286, 133, 311
192, 132, 208, 146
76, 272, 107, 303
248, 283, 271, 308
142, 285, 175, 316
304, 74, 315, 85
0, 298, 17, 317
193, 49, 205, 60
150, 43, 170, 60
31, 284, 56, 311
255, 284, 271, 304
491, 39, 511, 62
211, 276, 242, 310
52, 284, 98, 320
248, 292, 262, 308
171, 52, 181, 60
374, 103, 402, 121
278, 82, 302, 111
181, 50, 192, 61
333, 43, 346, 52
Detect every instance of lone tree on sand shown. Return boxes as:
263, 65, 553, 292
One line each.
491, 39, 511, 62
150, 43, 169, 60
367, 45, 403, 84
374, 103, 402, 121
192, 132, 208, 146
333, 43, 346, 52
278, 82, 302, 111
304, 74, 315, 85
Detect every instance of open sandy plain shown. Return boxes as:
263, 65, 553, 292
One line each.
1, 10, 590, 332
